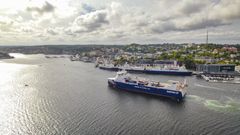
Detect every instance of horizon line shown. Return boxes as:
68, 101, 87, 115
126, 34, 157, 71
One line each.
0, 43, 239, 47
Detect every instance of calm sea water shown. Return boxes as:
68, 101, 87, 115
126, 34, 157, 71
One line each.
0, 54, 240, 135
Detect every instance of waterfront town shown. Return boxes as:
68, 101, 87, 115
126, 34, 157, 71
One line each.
70, 43, 240, 70
1, 43, 240, 83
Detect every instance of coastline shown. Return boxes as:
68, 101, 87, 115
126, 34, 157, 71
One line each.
0, 52, 14, 60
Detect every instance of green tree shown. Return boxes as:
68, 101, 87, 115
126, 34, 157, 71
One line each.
183, 56, 196, 70
159, 52, 169, 60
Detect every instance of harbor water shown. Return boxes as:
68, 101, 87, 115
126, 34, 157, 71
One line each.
0, 54, 240, 135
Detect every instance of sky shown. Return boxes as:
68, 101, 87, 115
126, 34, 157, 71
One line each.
0, 0, 239, 45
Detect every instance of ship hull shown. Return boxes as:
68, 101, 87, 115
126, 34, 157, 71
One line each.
108, 80, 185, 101
124, 69, 192, 76
99, 67, 192, 76
142, 70, 192, 76
99, 66, 119, 71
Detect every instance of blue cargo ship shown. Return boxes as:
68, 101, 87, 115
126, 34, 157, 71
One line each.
108, 71, 187, 101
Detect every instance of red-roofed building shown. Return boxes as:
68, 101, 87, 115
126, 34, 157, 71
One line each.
222, 46, 238, 53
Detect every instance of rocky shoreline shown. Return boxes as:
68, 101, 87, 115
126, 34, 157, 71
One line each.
0, 52, 14, 59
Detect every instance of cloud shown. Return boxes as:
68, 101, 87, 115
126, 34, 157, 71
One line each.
26, 1, 55, 15
150, 21, 177, 33
68, 9, 109, 34
209, 0, 240, 21
179, 0, 207, 15
0, 16, 14, 32
21, 27, 33, 33
149, 0, 240, 34
0, 0, 240, 45
63, 0, 240, 43
46, 28, 58, 35
183, 0, 240, 29
81, 3, 95, 13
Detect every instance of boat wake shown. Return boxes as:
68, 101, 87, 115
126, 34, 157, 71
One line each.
188, 95, 240, 113
204, 99, 240, 113
194, 83, 224, 91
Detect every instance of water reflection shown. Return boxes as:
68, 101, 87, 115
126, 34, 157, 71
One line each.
0, 63, 29, 134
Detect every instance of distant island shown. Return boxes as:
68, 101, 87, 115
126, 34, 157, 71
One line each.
0, 52, 14, 59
